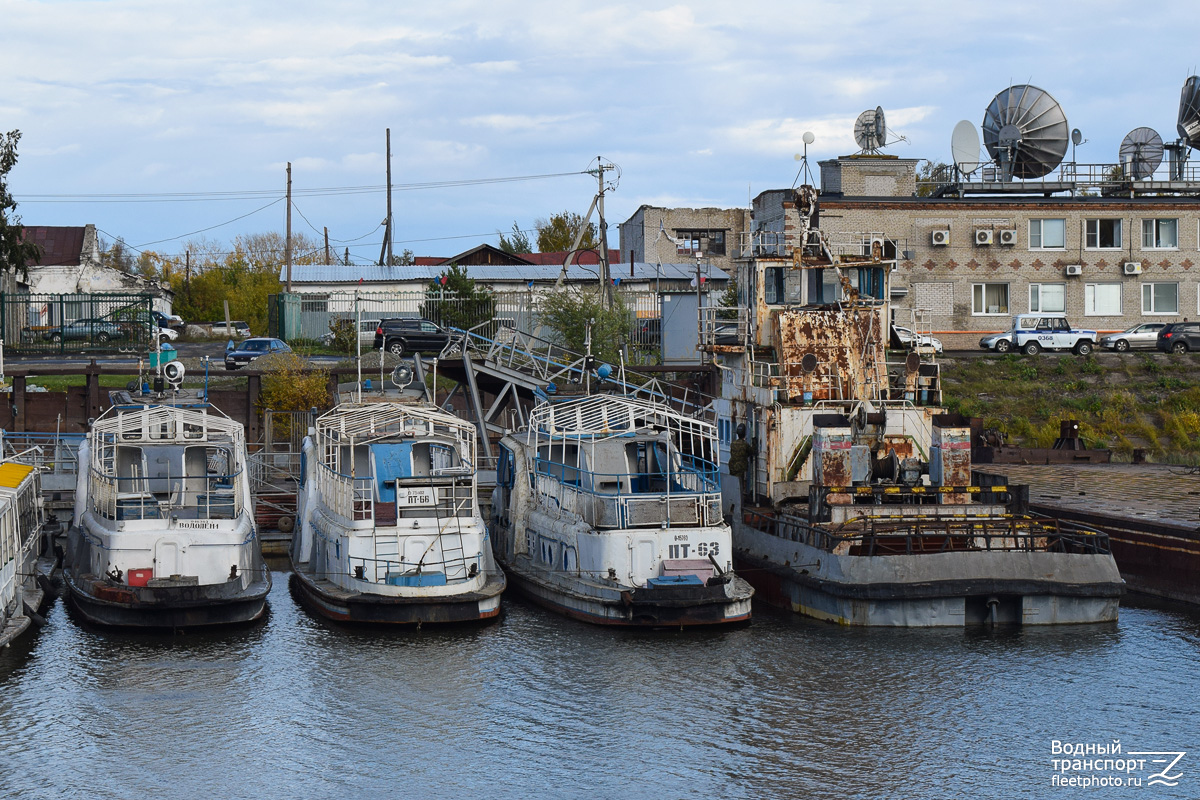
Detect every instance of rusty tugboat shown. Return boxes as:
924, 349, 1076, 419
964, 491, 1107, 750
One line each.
702, 185, 1123, 626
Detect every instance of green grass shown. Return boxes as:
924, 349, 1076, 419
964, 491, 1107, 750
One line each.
940, 352, 1200, 464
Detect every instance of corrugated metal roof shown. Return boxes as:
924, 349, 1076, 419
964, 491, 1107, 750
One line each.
280, 261, 728, 285
0, 462, 34, 490
21, 226, 86, 266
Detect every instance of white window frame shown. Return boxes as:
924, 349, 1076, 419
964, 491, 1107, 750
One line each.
1084, 283, 1122, 316
1141, 218, 1178, 250
1029, 282, 1066, 313
1142, 282, 1179, 315
972, 282, 1010, 316
1029, 218, 1066, 250
1084, 218, 1122, 250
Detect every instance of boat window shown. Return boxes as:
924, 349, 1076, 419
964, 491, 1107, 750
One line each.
497, 445, 514, 488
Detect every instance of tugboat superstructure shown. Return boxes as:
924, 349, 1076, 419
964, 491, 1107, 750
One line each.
290, 401, 505, 625
706, 185, 1123, 626
493, 394, 754, 627
63, 404, 270, 628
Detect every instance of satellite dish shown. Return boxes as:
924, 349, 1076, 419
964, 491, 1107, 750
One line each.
390, 364, 413, 388
951, 120, 981, 174
1178, 76, 1200, 149
982, 84, 1070, 179
854, 108, 887, 152
1071, 128, 1083, 146
802, 131, 815, 145
1119, 127, 1164, 180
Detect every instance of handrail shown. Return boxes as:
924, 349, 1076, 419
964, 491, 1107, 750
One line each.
533, 455, 720, 496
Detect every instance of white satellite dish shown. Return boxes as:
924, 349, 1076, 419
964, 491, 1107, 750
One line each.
803, 131, 815, 145
951, 120, 981, 175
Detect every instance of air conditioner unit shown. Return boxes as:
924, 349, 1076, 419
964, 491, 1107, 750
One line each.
975, 229, 994, 246
1124, 261, 1143, 275
998, 229, 1017, 245
1065, 264, 1083, 276
931, 230, 950, 246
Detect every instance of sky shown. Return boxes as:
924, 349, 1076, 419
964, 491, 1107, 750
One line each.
2, 0, 1198, 264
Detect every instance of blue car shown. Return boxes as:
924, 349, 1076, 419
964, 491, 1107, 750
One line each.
225, 337, 291, 370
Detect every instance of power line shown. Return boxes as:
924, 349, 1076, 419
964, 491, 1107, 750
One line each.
134, 198, 284, 247
15, 170, 587, 204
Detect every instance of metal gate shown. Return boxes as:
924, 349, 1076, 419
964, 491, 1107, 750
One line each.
0, 293, 155, 354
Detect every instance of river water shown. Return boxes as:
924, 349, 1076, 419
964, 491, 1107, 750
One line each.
1, 571, 1197, 800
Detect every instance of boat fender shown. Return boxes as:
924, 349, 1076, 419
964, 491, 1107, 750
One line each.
22, 602, 46, 629
620, 590, 633, 607
36, 573, 59, 600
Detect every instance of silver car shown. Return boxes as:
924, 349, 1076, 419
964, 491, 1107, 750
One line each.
1100, 323, 1166, 352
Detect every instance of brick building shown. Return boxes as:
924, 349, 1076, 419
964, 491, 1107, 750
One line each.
618, 205, 750, 277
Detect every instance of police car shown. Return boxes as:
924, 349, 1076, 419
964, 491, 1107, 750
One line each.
979, 315, 1098, 355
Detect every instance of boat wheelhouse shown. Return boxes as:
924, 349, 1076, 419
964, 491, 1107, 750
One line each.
63, 404, 270, 628
705, 185, 1123, 626
289, 401, 505, 625
0, 462, 49, 647
492, 394, 754, 627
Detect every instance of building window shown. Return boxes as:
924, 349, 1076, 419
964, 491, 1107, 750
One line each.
1085, 219, 1122, 249
1142, 282, 1179, 314
674, 229, 727, 256
1029, 283, 1065, 313
972, 283, 1009, 315
1141, 219, 1178, 249
300, 294, 330, 313
1029, 219, 1066, 249
764, 267, 785, 304
1085, 283, 1122, 316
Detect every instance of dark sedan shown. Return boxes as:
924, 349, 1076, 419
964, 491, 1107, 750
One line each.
225, 337, 292, 370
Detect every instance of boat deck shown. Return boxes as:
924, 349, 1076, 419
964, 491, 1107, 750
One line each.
976, 463, 1200, 533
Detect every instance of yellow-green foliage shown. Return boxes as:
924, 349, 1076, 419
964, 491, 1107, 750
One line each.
256, 352, 330, 422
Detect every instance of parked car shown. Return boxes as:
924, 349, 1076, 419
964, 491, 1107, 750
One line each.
320, 319, 380, 347
153, 310, 185, 329
208, 320, 251, 338
157, 326, 179, 343
373, 318, 452, 356
1099, 323, 1166, 352
892, 325, 944, 354
225, 337, 292, 370
1156, 321, 1200, 353
979, 315, 1098, 355
41, 318, 127, 344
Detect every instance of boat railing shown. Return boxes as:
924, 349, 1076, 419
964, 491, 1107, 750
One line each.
91, 469, 244, 522
2, 431, 85, 475
318, 464, 476, 525
347, 552, 481, 586
533, 457, 723, 529
744, 510, 1111, 556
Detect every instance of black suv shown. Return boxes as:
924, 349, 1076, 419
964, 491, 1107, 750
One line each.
1157, 321, 1200, 353
373, 318, 452, 356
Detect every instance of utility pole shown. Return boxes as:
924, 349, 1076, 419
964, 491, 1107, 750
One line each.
285, 162, 293, 292
380, 128, 394, 266
185, 250, 191, 302
595, 158, 612, 309
324, 226, 331, 266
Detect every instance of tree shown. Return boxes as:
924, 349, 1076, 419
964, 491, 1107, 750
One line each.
422, 264, 495, 332
717, 276, 739, 320
99, 237, 136, 273
915, 161, 952, 197
0, 130, 42, 277
535, 211, 598, 253
537, 287, 631, 365
497, 222, 532, 254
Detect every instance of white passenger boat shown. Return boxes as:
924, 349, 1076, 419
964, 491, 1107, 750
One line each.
289, 401, 505, 625
62, 404, 270, 628
492, 394, 754, 627
0, 461, 50, 647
